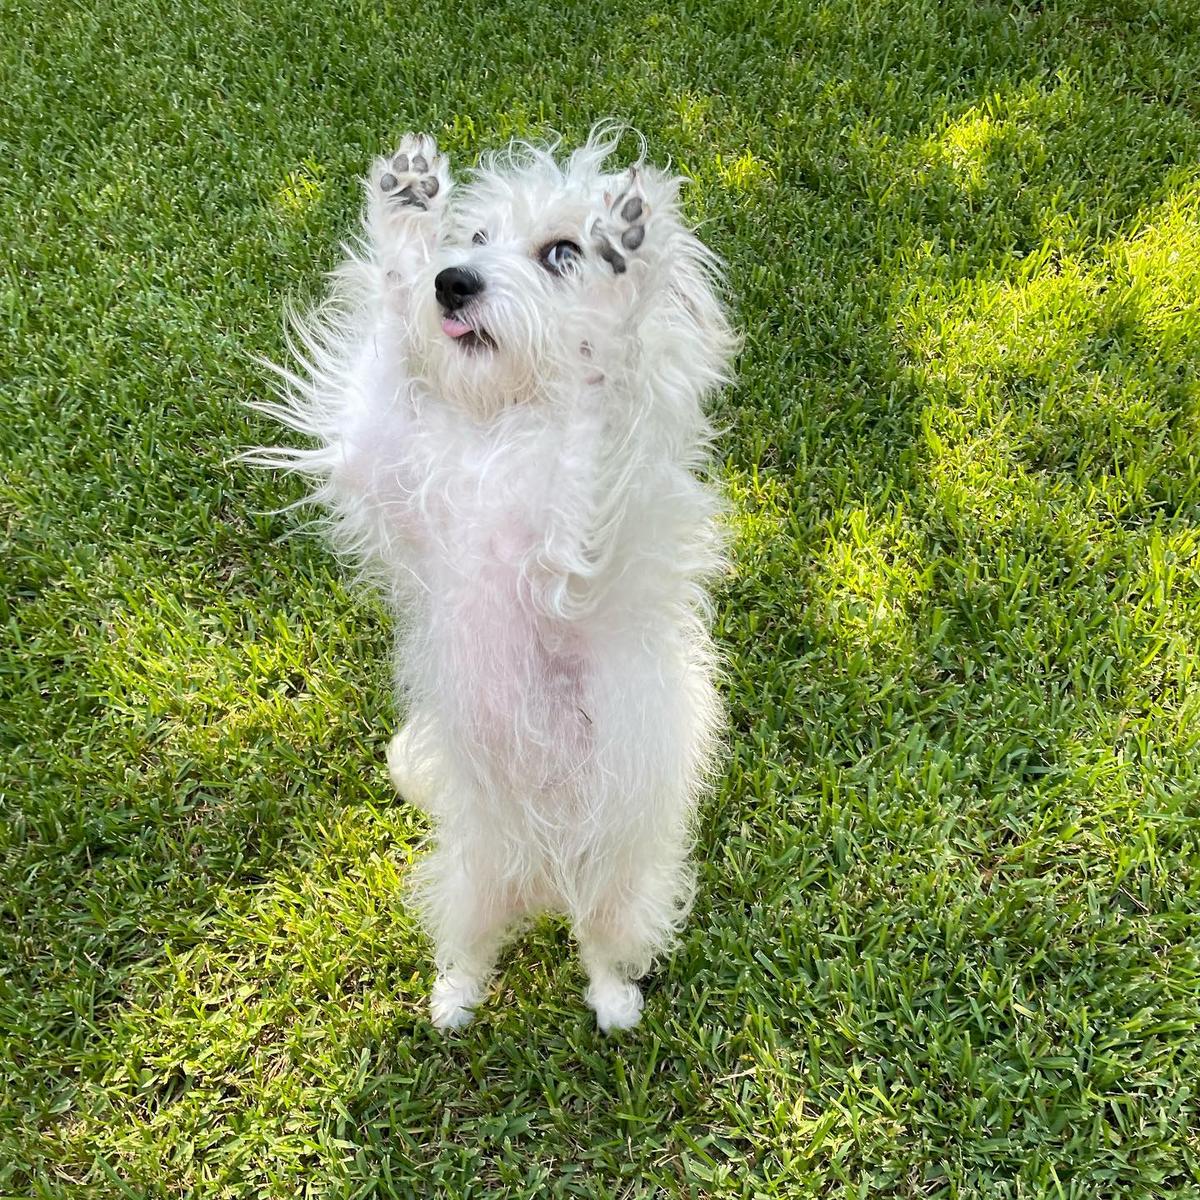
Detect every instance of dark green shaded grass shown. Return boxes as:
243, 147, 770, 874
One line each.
3, 0, 1200, 1194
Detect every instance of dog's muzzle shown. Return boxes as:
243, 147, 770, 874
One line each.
435, 267, 493, 348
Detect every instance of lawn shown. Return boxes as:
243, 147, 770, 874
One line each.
4, 0, 1200, 1194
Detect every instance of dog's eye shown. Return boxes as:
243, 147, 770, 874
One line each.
539, 239, 582, 275
472, 230, 488, 245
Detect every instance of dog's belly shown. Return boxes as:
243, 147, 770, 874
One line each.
421, 545, 593, 791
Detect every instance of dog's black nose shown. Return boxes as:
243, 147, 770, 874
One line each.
435, 266, 485, 312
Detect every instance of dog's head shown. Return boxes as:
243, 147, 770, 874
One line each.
408, 128, 728, 417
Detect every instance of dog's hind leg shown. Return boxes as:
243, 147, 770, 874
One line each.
415, 840, 520, 1031
573, 830, 697, 1033
577, 927, 647, 1034
575, 881, 681, 1032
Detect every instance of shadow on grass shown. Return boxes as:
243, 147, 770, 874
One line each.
697, 59, 1200, 1197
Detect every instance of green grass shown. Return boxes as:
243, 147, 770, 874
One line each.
3, 0, 1200, 1194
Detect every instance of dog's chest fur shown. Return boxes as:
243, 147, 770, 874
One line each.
382, 398, 595, 771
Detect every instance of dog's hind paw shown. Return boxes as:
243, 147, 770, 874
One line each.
430, 971, 485, 1031
585, 976, 644, 1033
590, 167, 650, 275
373, 133, 448, 212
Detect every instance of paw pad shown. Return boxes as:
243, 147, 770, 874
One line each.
592, 168, 650, 275
377, 135, 443, 211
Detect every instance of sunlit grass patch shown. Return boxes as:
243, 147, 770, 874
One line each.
1119, 181, 1200, 351
810, 505, 927, 660
724, 464, 792, 556
897, 176, 1200, 544
900, 178, 1200, 383
917, 107, 1042, 197
901, 262, 1102, 390
272, 161, 325, 219
667, 90, 715, 142
96, 587, 340, 733
716, 149, 775, 194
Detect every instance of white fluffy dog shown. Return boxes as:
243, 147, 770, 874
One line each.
253, 126, 735, 1032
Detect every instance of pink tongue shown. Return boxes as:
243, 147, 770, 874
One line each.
442, 316, 473, 339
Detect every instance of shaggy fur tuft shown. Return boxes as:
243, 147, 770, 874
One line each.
249, 125, 735, 1032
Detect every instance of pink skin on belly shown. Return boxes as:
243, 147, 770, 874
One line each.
443, 528, 592, 778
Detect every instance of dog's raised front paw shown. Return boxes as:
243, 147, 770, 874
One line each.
590, 167, 651, 275
373, 133, 448, 212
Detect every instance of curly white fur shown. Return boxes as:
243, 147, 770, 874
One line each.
249, 125, 735, 1032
